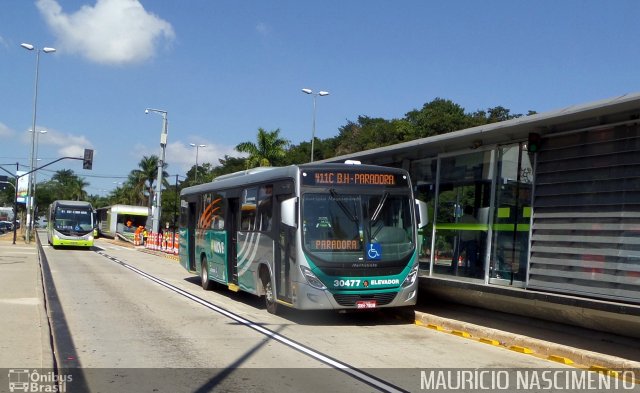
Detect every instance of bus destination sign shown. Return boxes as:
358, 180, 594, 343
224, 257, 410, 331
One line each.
302, 170, 407, 187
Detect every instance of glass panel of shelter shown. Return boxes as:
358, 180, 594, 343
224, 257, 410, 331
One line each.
412, 144, 533, 286
411, 158, 437, 272
432, 150, 493, 280
488, 143, 533, 286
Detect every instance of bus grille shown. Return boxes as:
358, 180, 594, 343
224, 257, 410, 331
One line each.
321, 266, 405, 277
333, 292, 397, 307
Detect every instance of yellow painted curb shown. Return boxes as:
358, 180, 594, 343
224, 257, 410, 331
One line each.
589, 366, 619, 377
479, 338, 500, 346
509, 345, 533, 354
548, 355, 574, 365
415, 320, 425, 327
427, 324, 445, 331
451, 330, 471, 338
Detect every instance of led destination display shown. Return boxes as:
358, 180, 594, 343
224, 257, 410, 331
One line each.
302, 170, 408, 187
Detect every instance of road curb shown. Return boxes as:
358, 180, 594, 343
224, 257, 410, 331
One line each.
138, 247, 179, 262
34, 238, 55, 369
414, 310, 640, 374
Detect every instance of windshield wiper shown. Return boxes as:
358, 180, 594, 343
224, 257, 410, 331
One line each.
369, 192, 390, 240
329, 189, 358, 223
370, 191, 389, 224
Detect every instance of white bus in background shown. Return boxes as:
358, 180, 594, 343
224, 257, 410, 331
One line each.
95, 204, 148, 240
0, 206, 14, 221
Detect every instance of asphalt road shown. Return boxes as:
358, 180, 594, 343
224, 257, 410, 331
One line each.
40, 237, 577, 392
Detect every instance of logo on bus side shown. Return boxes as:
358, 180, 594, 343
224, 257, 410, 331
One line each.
212, 240, 225, 254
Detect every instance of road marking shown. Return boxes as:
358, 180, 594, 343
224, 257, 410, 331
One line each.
95, 249, 408, 393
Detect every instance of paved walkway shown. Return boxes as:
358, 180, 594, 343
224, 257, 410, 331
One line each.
0, 231, 53, 369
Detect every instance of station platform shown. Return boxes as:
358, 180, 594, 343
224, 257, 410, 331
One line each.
415, 276, 640, 373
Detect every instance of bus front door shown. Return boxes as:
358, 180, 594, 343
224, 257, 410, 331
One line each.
276, 193, 294, 303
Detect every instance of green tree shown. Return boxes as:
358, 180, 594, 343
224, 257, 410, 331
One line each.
129, 155, 169, 211
405, 98, 469, 138
49, 169, 89, 201
210, 155, 248, 178
235, 128, 289, 168
0, 176, 16, 207
185, 162, 214, 186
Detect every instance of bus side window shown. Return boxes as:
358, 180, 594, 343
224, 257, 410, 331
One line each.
241, 187, 258, 231
258, 184, 273, 231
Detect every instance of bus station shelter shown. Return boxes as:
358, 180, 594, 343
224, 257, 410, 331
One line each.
326, 93, 640, 337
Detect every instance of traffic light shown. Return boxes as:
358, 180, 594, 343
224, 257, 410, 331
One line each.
83, 149, 93, 170
527, 133, 541, 153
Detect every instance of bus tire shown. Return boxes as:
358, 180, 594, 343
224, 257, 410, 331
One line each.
262, 275, 278, 315
201, 256, 214, 291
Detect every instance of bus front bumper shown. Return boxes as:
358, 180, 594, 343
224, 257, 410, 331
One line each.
290, 281, 418, 310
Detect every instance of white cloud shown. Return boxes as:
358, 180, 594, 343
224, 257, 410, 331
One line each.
133, 140, 241, 173
36, 0, 175, 65
0, 122, 14, 138
35, 128, 94, 159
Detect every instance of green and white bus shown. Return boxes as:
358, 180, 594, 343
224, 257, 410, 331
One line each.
179, 163, 428, 314
47, 200, 95, 248
95, 204, 148, 240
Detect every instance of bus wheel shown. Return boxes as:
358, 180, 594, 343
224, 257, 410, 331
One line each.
201, 256, 214, 291
263, 276, 278, 315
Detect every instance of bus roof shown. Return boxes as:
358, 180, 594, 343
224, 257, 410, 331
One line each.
181, 163, 410, 197
51, 200, 93, 208
96, 204, 148, 215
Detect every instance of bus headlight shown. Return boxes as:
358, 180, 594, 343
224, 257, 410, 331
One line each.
402, 264, 419, 288
300, 266, 327, 290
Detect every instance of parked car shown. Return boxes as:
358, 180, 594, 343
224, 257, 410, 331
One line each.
0, 221, 13, 233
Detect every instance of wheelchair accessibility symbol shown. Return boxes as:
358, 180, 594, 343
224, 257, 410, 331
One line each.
366, 243, 382, 260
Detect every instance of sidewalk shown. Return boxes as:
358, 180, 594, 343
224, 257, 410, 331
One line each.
0, 232, 53, 369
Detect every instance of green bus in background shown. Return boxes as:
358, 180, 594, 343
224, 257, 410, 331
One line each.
47, 200, 95, 248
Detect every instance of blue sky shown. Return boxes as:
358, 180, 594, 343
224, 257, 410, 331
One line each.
1, 0, 639, 196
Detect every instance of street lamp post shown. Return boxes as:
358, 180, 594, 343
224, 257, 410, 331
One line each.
301, 88, 329, 162
189, 143, 206, 182
145, 108, 168, 234
22, 43, 55, 243
31, 129, 47, 229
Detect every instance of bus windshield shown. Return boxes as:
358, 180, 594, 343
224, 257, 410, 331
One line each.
302, 190, 414, 263
54, 206, 93, 235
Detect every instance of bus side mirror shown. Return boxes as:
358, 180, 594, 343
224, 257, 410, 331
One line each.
281, 197, 298, 228
415, 199, 429, 228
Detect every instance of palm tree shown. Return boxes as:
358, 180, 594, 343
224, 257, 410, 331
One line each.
126, 171, 147, 206
235, 128, 289, 168
68, 178, 89, 200
129, 155, 169, 211
51, 169, 77, 188
50, 169, 89, 200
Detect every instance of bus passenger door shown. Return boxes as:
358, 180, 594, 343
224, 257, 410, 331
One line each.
188, 202, 196, 271
275, 190, 294, 303
227, 198, 239, 287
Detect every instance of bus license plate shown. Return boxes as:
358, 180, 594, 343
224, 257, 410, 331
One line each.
356, 300, 377, 309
